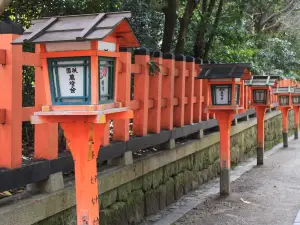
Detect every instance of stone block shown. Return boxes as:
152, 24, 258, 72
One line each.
213, 159, 220, 176
27, 172, 64, 194
160, 139, 175, 150
145, 188, 160, 216
110, 202, 128, 225
100, 189, 118, 209
117, 182, 132, 201
187, 155, 193, 170
158, 184, 167, 210
107, 151, 133, 166
194, 171, 203, 185
34, 207, 76, 225
163, 162, 176, 183
132, 177, 142, 191
165, 178, 175, 206
142, 172, 153, 192
202, 150, 210, 169
100, 208, 118, 225
207, 165, 214, 179
127, 190, 145, 224
191, 130, 204, 139
192, 180, 199, 190
200, 169, 208, 182
152, 167, 163, 188
174, 172, 184, 200
183, 170, 193, 194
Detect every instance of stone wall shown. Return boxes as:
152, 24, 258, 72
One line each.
28, 111, 294, 225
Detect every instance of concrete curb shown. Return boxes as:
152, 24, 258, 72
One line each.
140, 133, 297, 225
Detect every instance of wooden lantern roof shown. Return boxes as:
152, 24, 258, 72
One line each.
244, 75, 279, 87
12, 11, 140, 48
274, 86, 294, 94
196, 63, 251, 80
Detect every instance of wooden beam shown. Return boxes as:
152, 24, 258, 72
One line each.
22, 52, 41, 67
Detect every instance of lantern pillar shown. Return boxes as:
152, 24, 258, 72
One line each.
61, 122, 103, 225
280, 107, 290, 147
255, 107, 266, 165
215, 110, 235, 195
293, 106, 299, 139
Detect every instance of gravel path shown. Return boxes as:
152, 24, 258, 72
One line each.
174, 139, 300, 225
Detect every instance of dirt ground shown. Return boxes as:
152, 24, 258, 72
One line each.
174, 140, 300, 225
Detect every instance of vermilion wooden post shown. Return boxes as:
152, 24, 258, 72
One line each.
161, 53, 174, 130
184, 56, 195, 125
281, 107, 290, 147
61, 122, 104, 225
34, 45, 58, 160
0, 34, 22, 168
114, 48, 132, 141
294, 106, 299, 139
215, 110, 235, 195
193, 58, 202, 123
133, 47, 150, 136
202, 79, 209, 121
244, 85, 249, 110
255, 107, 266, 165
174, 54, 186, 127
148, 51, 162, 133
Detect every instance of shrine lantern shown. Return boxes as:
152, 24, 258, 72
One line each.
292, 87, 300, 105
244, 75, 279, 107
274, 86, 294, 148
12, 11, 140, 225
13, 11, 139, 109
197, 63, 251, 112
196, 63, 251, 196
274, 87, 294, 107
244, 75, 279, 166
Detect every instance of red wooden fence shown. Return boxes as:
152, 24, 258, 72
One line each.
0, 37, 293, 170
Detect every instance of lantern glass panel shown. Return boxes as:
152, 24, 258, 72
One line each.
211, 84, 232, 105
99, 57, 115, 103
292, 96, 300, 104
253, 90, 267, 104
279, 96, 289, 106
48, 57, 91, 105
235, 84, 240, 105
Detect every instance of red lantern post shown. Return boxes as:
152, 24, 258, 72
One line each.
245, 76, 279, 165
274, 87, 294, 147
196, 63, 251, 195
292, 87, 300, 139
13, 12, 140, 225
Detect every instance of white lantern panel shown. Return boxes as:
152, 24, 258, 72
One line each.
215, 86, 229, 105
99, 61, 109, 100
55, 61, 85, 97
50, 57, 90, 105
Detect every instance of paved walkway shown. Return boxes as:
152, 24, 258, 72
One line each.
175, 137, 300, 225
141, 135, 300, 225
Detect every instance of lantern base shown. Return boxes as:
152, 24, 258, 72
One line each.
256, 146, 264, 165
295, 127, 299, 140
283, 132, 288, 147
31, 108, 132, 124
220, 168, 230, 196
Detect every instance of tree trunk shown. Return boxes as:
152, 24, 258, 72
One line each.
175, 0, 199, 54
161, 0, 177, 53
204, 0, 224, 59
